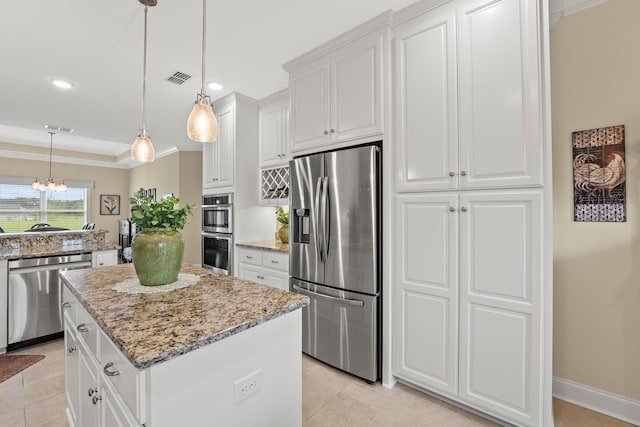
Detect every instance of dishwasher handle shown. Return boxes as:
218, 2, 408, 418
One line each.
8, 261, 93, 275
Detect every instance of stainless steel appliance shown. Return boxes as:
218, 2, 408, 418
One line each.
7, 253, 93, 350
289, 143, 381, 382
202, 232, 232, 275
202, 193, 233, 233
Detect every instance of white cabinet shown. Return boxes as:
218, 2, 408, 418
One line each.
393, 190, 544, 426
287, 30, 384, 153
237, 247, 289, 291
203, 101, 235, 190
259, 90, 289, 168
394, 0, 542, 192
92, 250, 118, 268
63, 290, 142, 427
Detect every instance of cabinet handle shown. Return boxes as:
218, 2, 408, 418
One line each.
323, 130, 329, 135
330, 129, 335, 133
271, 260, 278, 264
61, 302, 71, 310
460, 170, 467, 176
103, 362, 120, 377
460, 207, 468, 212
99, 262, 104, 266
448, 172, 455, 177
246, 255, 253, 259
92, 395, 102, 405
68, 346, 76, 354
212, 178, 219, 182
88, 387, 98, 397
449, 207, 455, 212
77, 324, 88, 333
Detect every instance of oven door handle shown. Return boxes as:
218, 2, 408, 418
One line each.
201, 233, 232, 242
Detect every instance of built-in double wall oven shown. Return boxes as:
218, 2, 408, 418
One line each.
202, 193, 233, 275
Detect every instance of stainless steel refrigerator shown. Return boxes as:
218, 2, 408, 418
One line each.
289, 143, 380, 382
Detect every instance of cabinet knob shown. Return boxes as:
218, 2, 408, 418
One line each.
330, 129, 335, 133
448, 172, 455, 177
460, 207, 468, 212
103, 362, 120, 377
323, 130, 329, 135
449, 207, 455, 212
460, 170, 467, 176
88, 387, 98, 397
92, 395, 102, 405
68, 346, 76, 354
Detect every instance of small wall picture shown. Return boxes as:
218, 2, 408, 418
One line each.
100, 195, 120, 215
573, 125, 626, 222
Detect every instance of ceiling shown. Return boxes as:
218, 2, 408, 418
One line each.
0, 0, 420, 167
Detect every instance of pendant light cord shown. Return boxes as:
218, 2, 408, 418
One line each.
48, 132, 54, 178
142, 4, 148, 134
200, 0, 207, 95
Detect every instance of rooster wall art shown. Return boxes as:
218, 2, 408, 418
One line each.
572, 125, 626, 222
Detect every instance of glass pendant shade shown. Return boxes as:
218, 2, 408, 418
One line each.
131, 132, 155, 163
32, 132, 66, 192
187, 96, 219, 142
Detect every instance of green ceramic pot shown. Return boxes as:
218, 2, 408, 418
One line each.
132, 229, 184, 286
278, 224, 289, 244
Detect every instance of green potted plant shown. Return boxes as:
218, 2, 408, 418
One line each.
129, 188, 195, 286
276, 206, 289, 244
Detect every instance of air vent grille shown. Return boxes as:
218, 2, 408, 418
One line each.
167, 71, 192, 85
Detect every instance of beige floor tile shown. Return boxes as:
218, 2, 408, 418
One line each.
0, 405, 25, 427
24, 392, 68, 427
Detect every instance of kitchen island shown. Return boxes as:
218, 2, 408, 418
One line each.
60, 263, 308, 427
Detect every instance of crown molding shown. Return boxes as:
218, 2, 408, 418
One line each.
549, 0, 610, 30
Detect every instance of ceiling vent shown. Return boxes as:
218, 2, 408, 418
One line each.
44, 124, 74, 133
167, 71, 192, 85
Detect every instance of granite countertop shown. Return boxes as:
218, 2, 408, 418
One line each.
236, 239, 289, 254
59, 263, 308, 370
0, 229, 120, 260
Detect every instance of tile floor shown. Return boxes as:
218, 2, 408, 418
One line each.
0, 338, 636, 427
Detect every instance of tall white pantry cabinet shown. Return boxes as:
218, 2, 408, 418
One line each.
390, 0, 551, 426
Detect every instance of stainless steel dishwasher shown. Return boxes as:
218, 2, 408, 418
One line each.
7, 253, 92, 350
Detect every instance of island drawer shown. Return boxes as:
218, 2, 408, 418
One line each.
76, 302, 99, 360
99, 330, 145, 421
237, 247, 263, 266
61, 286, 78, 324
262, 251, 288, 272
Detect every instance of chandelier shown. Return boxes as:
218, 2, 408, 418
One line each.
32, 132, 66, 192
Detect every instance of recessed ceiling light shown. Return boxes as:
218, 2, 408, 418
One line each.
51, 79, 73, 89
207, 82, 223, 91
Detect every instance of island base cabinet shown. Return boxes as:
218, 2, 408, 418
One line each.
146, 309, 302, 427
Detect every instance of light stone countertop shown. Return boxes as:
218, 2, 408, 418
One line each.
0, 230, 119, 260
236, 239, 289, 254
59, 263, 308, 370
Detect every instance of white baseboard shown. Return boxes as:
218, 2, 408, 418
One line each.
553, 376, 640, 425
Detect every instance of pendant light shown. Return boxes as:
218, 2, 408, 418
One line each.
32, 132, 67, 192
131, 0, 157, 162
186, 0, 219, 142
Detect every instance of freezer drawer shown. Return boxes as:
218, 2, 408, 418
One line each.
290, 278, 379, 382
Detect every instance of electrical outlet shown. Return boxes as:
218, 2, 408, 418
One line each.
233, 369, 263, 403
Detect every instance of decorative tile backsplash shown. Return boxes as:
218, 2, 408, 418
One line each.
261, 167, 289, 201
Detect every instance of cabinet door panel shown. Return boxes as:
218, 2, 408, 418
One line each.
238, 263, 262, 284
332, 34, 382, 142
78, 347, 99, 427
260, 104, 284, 168
216, 104, 235, 188
290, 64, 329, 151
457, 0, 542, 189
395, 10, 458, 191
64, 323, 79, 423
262, 268, 289, 291
202, 142, 215, 189
393, 193, 458, 396
458, 190, 541, 426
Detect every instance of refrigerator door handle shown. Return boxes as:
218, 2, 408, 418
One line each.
321, 176, 330, 262
292, 285, 365, 306
314, 177, 324, 263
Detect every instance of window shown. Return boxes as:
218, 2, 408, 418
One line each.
0, 182, 89, 233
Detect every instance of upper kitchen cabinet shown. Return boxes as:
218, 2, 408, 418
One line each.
284, 18, 388, 154
259, 89, 289, 169
394, 0, 543, 192
203, 93, 258, 193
